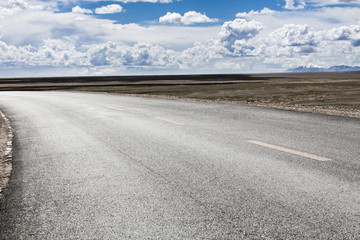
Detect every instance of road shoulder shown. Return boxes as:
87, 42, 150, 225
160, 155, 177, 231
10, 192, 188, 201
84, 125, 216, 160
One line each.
0, 111, 13, 200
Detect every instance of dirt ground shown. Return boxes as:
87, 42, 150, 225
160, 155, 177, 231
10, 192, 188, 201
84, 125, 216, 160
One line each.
0, 72, 359, 118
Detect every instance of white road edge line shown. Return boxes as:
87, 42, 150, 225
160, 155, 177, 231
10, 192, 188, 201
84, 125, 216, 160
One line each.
247, 140, 332, 162
154, 117, 184, 126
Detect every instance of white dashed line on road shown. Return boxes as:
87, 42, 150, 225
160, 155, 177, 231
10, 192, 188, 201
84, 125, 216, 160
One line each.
154, 117, 184, 126
247, 140, 332, 162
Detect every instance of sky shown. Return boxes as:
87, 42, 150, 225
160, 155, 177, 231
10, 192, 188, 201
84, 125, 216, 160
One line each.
0, 0, 360, 77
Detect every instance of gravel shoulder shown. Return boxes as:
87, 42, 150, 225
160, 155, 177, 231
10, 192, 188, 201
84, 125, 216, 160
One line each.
0, 112, 12, 200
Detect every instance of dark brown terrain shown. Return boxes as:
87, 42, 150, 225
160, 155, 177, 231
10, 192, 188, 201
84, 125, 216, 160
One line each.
0, 72, 359, 118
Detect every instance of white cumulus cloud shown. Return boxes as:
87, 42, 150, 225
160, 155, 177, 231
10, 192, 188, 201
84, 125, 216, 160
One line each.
115, 0, 173, 2
307, 0, 360, 6
257, 24, 317, 59
0, 0, 47, 15
236, 8, 276, 18
72, 6, 93, 14
256, 23, 360, 69
324, 25, 360, 46
95, 4, 123, 14
284, 0, 306, 9
64, 0, 173, 3
159, 11, 218, 25
218, 19, 263, 50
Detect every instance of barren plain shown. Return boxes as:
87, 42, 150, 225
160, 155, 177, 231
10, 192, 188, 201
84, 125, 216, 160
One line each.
0, 72, 359, 118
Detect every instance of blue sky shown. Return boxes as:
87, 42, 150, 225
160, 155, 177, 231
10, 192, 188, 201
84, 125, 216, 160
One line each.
1, 0, 360, 77
66, 0, 281, 24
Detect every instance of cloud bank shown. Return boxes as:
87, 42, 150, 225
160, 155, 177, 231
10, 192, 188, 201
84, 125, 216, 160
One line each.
0, 0, 360, 76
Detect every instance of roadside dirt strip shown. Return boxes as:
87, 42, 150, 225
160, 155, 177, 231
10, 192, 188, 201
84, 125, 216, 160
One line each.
0, 111, 13, 200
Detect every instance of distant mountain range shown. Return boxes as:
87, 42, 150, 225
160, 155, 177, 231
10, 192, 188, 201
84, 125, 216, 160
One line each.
289, 65, 360, 73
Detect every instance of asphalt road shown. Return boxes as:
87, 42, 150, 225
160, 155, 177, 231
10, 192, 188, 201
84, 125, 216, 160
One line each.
0, 91, 359, 239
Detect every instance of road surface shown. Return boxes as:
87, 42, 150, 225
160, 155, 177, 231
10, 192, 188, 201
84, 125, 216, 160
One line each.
0, 91, 359, 239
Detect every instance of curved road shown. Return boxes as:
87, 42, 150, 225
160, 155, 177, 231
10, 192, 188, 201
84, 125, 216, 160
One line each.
0, 92, 359, 239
